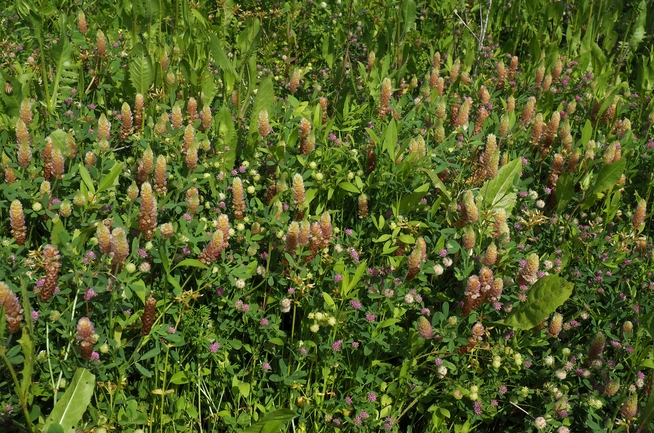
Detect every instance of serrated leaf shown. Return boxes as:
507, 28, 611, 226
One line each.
499, 275, 573, 330
129, 43, 154, 95
480, 157, 522, 213
42, 368, 95, 433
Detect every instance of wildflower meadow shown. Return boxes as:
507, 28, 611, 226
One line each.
0, 0, 653, 432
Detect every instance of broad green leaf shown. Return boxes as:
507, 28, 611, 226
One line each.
239, 409, 296, 433
383, 118, 397, 161
18, 330, 34, 400
171, 259, 208, 271
49, 14, 75, 112
78, 164, 95, 195
581, 159, 626, 210
378, 318, 400, 329
169, 371, 189, 385
249, 76, 274, 144
51, 219, 65, 248
499, 275, 574, 330
322, 293, 335, 310
49, 129, 69, 151
556, 173, 575, 213
130, 279, 147, 305
581, 119, 593, 146
97, 161, 125, 194
399, 183, 430, 214
417, 167, 451, 201
347, 260, 368, 294
129, 43, 153, 96
339, 182, 360, 194
401, 0, 416, 37
480, 157, 522, 213
42, 368, 95, 433
215, 106, 237, 170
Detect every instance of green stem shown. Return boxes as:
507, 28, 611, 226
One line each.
0, 347, 35, 432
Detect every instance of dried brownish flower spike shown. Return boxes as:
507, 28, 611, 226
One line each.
137, 147, 154, 185
120, 102, 133, 140
111, 227, 129, 272
285, 222, 300, 253
358, 194, 369, 218
186, 187, 200, 215
77, 317, 96, 360
185, 143, 198, 172
40, 244, 61, 302
462, 275, 482, 317
517, 253, 539, 286
232, 177, 246, 220
97, 221, 113, 255
289, 69, 301, 94
187, 97, 198, 123
378, 78, 392, 117
77, 10, 87, 34
43, 137, 54, 181
417, 316, 433, 339
134, 94, 144, 131
141, 297, 157, 336
138, 182, 158, 239
0, 282, 23, 333
292, 174, 306, 208
10, 200, 27, 246
406, 237, 426, 281
198, 230, 224, 265
258, 109, 272, 138
200, 105, 212, 131
633, 199, 647, 231
97, 30, 107, 57
154, 155, 167, 196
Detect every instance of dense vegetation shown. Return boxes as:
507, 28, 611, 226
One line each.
0, 0, 653, 432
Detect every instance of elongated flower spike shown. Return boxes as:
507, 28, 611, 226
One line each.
0, 282, 23, 332
10, 200, 27, 246
138, 182, 158, 239
233, 177, 246, 220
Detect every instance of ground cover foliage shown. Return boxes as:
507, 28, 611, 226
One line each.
0, 0, 653, 432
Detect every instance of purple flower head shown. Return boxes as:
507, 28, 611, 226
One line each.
367, 392, 377, 402
474, 400, 483, 415
332, 340, 343, 352
365, 313, 376, 322
260, 318, 269, 326
84, 288, 97, 301
334, 274, 343, 282
262, 362, 271, 371
89, 352, 100, 362
209, 342, 221, 353
351, 341, 360, 349
32, 310, 39, 321
349, 299, 362, 310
